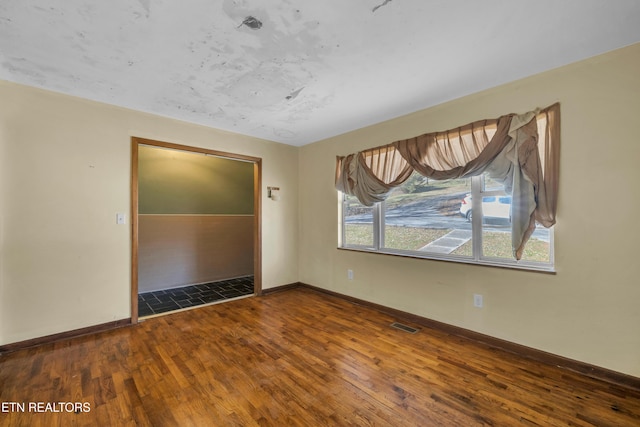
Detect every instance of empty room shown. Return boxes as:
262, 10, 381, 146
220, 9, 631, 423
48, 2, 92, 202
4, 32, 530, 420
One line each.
1, 1, 640, 425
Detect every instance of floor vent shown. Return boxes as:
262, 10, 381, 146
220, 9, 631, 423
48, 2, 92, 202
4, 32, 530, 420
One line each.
390, 322, 419, 334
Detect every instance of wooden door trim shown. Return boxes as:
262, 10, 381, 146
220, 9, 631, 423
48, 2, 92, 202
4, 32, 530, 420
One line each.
131, 140, 139, 322
130, 137, 263, 323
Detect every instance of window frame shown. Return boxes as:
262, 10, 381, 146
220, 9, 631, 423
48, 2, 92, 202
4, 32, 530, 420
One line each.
339, 175, 555, 272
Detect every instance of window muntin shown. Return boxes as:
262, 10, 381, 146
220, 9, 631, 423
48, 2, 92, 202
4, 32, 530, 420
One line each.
340, 174, 554, 271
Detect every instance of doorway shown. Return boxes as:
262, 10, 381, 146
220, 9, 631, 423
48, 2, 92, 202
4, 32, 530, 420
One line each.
130, 137, 262, 322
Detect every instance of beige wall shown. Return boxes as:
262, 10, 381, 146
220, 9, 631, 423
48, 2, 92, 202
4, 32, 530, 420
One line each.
298, 43, 640, 377
0, 81, 299, 345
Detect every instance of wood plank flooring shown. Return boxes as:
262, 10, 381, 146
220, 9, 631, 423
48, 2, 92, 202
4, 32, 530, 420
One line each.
1, 287, 639, 426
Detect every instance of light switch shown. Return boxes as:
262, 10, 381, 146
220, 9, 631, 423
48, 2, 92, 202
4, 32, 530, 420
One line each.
116, 213, 126, 225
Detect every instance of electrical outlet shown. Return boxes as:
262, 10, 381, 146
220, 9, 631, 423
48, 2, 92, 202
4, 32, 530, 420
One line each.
473, 294, 483, 308
347, 269, 354, 280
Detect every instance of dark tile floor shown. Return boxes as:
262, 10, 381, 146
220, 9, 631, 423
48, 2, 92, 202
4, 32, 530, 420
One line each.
138, 276, 254, 317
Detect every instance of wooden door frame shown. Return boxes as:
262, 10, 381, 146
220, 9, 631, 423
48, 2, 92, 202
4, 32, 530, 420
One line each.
130, 137, 262, 323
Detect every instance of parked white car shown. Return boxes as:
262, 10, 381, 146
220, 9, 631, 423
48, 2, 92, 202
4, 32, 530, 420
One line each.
459, 194, 511, 221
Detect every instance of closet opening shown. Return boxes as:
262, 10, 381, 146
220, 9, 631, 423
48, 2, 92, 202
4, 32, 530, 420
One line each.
130, 137, 262, 322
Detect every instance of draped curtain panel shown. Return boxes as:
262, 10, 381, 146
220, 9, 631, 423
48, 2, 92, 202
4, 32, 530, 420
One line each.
335, 103, 560, 260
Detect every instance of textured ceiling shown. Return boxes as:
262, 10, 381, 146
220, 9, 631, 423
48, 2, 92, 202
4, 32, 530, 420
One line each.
2, 0, 640, 146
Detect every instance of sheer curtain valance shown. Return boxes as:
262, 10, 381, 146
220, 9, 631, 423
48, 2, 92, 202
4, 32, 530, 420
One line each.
335, 103, 560, 259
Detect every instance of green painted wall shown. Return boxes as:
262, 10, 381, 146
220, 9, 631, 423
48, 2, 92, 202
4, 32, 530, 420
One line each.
139, 145, 254, 214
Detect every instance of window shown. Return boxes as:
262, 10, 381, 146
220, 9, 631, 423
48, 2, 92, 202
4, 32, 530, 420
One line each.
340, 171, 554, 271
336, 104, 560, 271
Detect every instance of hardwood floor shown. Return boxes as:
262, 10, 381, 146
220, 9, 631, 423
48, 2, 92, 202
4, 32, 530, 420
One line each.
1, 287, 639, 426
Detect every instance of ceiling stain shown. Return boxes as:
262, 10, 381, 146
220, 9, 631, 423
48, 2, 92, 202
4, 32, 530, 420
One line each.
136, 0, 150, 16
285, 87, 305, 100
240, 16, 262, 30
372, 0, 393, 13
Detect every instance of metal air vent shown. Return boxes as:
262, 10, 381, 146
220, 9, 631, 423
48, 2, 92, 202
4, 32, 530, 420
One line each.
390, 322, 419, 334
